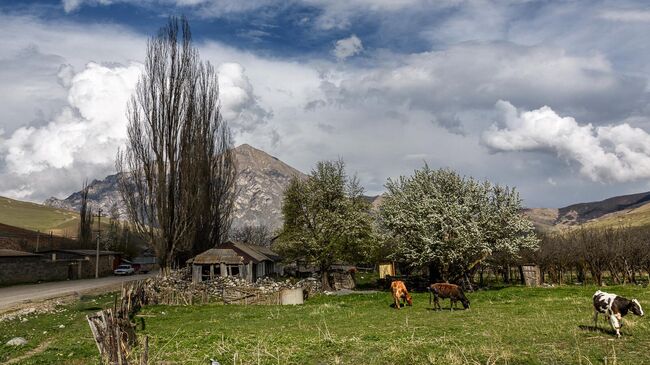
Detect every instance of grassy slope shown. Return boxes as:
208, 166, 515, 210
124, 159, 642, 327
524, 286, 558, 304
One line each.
0, 196, 79, 236
3, 286, 650, 364
584, 203, 650, 229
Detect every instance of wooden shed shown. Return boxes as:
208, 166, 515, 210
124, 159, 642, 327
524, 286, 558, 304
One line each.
225, 241, 283, 279
191, 248, 244, 283
190, 241, 282, 283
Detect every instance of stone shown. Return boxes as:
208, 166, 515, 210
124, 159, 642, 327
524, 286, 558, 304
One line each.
6, 337, 27, 346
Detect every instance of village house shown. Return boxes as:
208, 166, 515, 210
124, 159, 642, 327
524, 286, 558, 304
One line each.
40, 249, 122, 278
0, 249, 52, 285
0, 248, 123, 285
190, 241, 282, 283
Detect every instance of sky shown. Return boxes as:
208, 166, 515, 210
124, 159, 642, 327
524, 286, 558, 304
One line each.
2, 0, 650, 208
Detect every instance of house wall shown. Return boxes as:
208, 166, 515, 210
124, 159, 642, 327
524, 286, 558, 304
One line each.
0, 258, 69, 285
50, 253, 117, 277
0, 254, 117, 286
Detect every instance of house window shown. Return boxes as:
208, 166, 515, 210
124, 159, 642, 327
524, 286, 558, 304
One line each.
227, 265, 240, 276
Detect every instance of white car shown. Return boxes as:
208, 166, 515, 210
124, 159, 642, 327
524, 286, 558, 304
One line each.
113, 264, 135, 276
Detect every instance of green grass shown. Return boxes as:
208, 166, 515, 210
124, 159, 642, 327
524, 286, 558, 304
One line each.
0, 294, 117, 364
3, 286, 650, 364
0, 196, 79, 235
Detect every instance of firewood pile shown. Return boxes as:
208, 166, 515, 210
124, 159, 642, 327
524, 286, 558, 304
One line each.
139, 268, 323, 305
86, 282, 149, 365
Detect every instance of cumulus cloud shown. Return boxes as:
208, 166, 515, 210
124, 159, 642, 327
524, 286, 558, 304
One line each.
483, 100, 650, 183
0, 54, 269, 201
333, 35, 363, 60
217, 62, 271, 132
330, 42, 646, 124
1, 62, 142, 175
6, 5, 650, 208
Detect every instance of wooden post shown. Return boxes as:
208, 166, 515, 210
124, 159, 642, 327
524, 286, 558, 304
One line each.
140, 336, 148, 365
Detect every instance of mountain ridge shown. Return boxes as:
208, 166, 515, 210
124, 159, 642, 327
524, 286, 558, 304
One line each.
43, 144, 306, 231
524, 191, 650, 231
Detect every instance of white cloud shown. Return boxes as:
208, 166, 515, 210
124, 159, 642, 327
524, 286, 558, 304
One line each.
333, 35, 363, 60
4, 6, 650, 208
62, 0, 114, 12
599, 9, 650, 22
217, 62, 270, 132
1, 62, 142, 175
483, 100, 650, 183
321, 42, 643, 125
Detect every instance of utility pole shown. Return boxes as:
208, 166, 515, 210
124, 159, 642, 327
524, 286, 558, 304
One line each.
95, 208, 103, 279
35, 230, 40, 252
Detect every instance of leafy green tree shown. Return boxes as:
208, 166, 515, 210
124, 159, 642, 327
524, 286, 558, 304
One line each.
380, 166, 537, 283
484, 185, 539, 282
276, 160, 375, 290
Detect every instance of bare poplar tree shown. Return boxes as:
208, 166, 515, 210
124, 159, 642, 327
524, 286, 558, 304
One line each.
78, 181, 94, 248
186, 69, 237, 255
116, 16, 236, 272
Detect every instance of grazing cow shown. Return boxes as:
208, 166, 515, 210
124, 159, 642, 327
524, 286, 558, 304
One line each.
390, 280, 413, 309
429, 283, 470, 311
593, 290, 644, 338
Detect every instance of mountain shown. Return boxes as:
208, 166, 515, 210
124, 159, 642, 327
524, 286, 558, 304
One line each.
231, 144, 306, 229
0, 195, 80, 236
557, 191, 650, 225
44, 173, 126, 218
524, 191, 650, 231
44, 144, 306, 231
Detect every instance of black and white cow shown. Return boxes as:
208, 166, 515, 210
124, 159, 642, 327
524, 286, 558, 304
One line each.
593, 290, 644, 338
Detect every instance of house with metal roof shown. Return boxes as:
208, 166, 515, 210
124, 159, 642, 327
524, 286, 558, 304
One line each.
190, 241, 282, 283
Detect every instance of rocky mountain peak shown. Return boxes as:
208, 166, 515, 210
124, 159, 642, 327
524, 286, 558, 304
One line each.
44, 144, 305, 232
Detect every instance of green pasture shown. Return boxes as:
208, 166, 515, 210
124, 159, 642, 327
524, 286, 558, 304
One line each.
2, 286, 650, 364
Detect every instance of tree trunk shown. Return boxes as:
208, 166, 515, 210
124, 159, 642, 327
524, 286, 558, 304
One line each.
503, 265, 510, 284
321, 269, 333, 291
576, 265, 585, 283
428, 263, 443, 283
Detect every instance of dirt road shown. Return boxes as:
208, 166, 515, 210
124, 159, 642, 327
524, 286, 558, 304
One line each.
0, 273, 156, 311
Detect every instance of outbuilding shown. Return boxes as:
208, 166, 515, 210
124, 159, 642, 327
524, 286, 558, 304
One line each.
190, 241, 282, 283
40, 249, 122, 277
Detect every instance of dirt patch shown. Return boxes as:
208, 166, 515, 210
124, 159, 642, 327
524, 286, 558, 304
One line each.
5, 340, 52, 364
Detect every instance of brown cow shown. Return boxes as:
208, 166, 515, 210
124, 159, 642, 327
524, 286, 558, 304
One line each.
390, 280, 413, 309
429, 283, 470, 311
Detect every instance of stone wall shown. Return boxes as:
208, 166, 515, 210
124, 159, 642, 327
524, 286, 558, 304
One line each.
0, 259, 70, 285
0, 255, 117, 286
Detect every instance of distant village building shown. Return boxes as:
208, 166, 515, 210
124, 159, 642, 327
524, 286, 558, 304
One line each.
40, 249, 122, 278
130, 255, 158, 273
0, 248, 123, 285
190, 241, 282, 283
0, 249, 47, 285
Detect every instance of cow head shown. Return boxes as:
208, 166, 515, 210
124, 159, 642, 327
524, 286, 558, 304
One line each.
631, 299, 644, 316
405, 293, 413, 306
461, 298, 470, 309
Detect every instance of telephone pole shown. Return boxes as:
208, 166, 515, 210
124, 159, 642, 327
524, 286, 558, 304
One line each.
95, 208, 103, 279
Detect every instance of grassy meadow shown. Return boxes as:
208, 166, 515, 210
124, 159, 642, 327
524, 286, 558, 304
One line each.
0, 196, 79, 236
2, 285, 650, 364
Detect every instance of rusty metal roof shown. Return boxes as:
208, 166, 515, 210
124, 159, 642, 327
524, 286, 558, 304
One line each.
193, 248, 243, 265
231, 242, 281, 262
